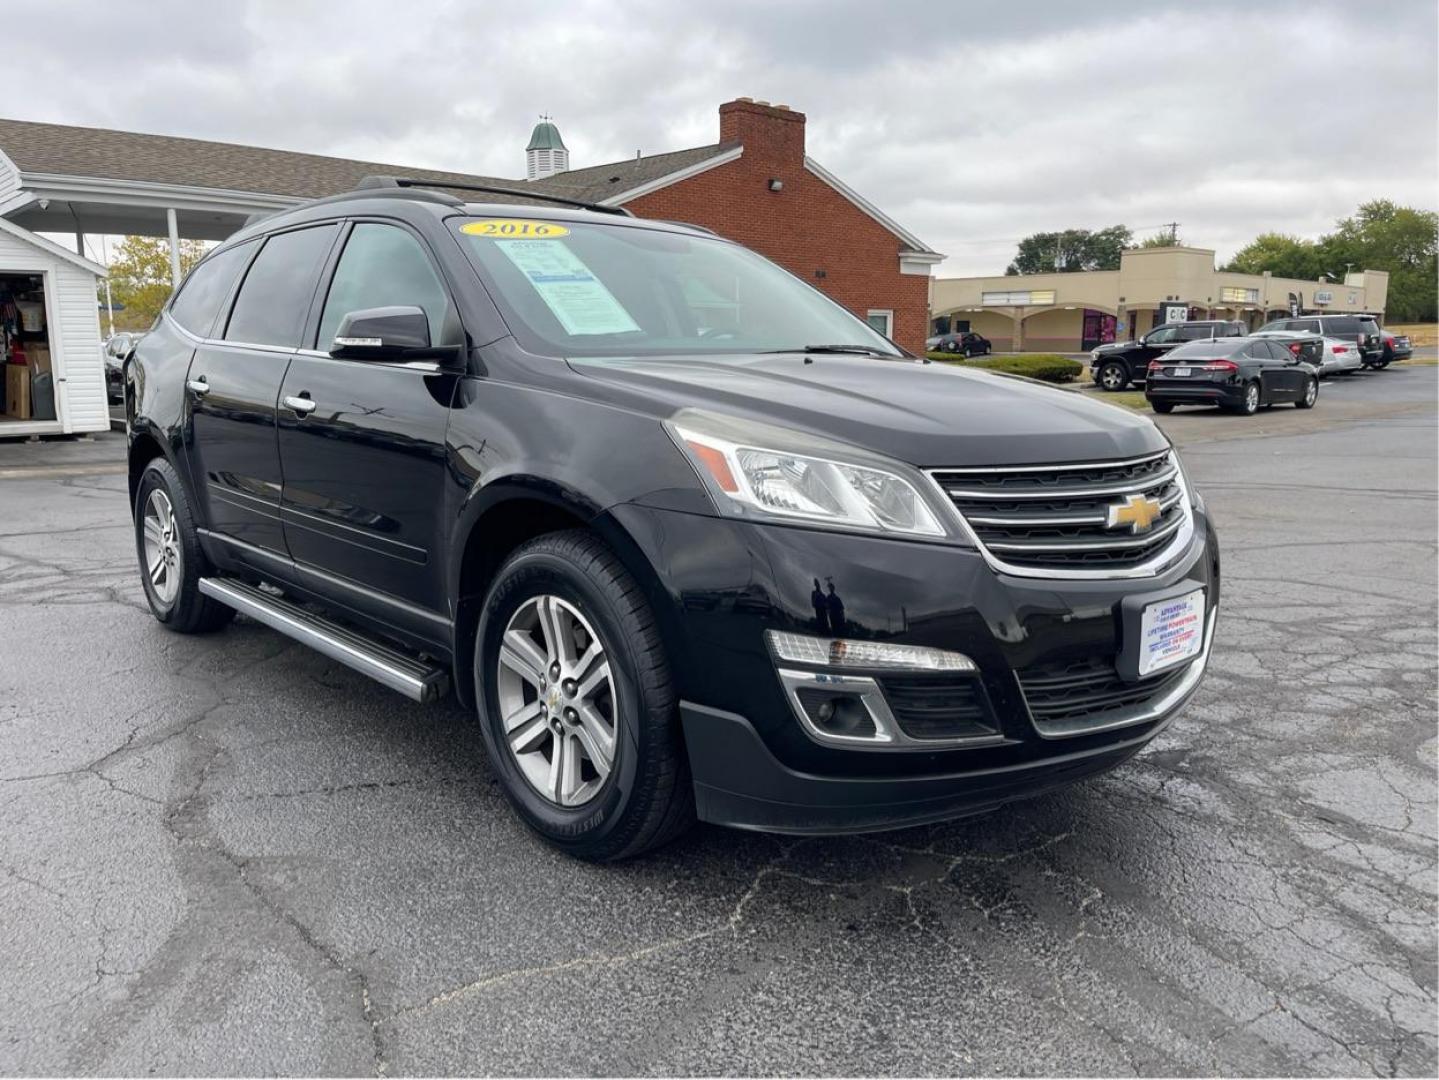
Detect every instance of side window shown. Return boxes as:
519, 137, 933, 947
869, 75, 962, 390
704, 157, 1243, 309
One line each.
224, 225, 339, 348
1177, 324, 1213, 341
1295, 319, 1321, 334
1147, 326, 1178, 344
316, 224, 452, 350
1258, 340, 1284, 360
169, 241, 256, 337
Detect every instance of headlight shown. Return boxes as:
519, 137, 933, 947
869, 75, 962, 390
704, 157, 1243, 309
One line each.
666, 409, 955, 539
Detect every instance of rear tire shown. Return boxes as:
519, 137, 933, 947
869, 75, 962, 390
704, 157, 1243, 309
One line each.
1295, 377, 1318, 409
133, 458, 235, 633
1226, 379, 1260, 414
475, 530, 694, 861
1151, 401, 1174, 414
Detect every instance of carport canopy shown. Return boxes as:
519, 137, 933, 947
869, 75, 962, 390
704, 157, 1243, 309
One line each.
0, 117, 526, 284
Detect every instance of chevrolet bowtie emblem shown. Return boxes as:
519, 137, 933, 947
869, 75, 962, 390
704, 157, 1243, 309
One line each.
1106, 493, 1163, 534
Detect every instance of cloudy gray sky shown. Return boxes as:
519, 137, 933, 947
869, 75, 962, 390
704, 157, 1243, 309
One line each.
8, 0, 1437, 275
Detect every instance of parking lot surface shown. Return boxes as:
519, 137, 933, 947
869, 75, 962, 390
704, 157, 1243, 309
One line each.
1, 366, 1435, 1076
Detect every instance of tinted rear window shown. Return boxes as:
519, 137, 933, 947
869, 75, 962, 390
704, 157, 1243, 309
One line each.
224, 225, 339, 348
1321, 316, 1363, 334
169, 241, 255, 337
1169, 340, 1238, 358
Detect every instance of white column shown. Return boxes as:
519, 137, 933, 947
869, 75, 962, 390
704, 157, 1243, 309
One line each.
166, 207, 182, 288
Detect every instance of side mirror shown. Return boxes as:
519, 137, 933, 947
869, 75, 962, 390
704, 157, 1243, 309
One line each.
329, 306, 434, 361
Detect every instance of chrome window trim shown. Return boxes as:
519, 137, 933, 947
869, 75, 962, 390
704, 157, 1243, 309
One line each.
1021, 604, 1218, 739
925, 450, 1197, 581
776, 669, 1009, 751
167, 313, 443, 373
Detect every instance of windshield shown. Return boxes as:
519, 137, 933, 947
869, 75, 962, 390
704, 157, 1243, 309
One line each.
453, 217, 903, 358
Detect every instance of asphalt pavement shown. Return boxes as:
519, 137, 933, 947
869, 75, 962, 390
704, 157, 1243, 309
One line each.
0, 365, 1435, 1076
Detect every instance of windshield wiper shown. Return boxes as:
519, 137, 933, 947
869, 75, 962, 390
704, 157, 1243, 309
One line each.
760, 344, 895, 357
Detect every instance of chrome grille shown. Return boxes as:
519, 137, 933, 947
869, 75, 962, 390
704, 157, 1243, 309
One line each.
929, 449, 1192, 575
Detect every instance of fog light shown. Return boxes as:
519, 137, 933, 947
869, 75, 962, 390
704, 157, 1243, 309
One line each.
796, 687, 877, 739
767, 630, 975, 672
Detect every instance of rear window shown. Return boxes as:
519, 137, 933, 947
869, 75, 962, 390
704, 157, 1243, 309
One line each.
169, 241, 255, 337
224, 225, 339, 348
1176, 324, 1215, 341
1168, 340, 1238, 358
1321, 316, 1364, 334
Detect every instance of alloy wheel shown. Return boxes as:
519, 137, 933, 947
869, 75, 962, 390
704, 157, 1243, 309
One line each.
1101, 364, 1125, 390
1245, 383, 1259, 413
141, 489, 181, 604
496, 594, 618, 808
1304, 379, 1317, 407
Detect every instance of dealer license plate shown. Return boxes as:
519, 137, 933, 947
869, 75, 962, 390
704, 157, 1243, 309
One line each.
1172, 367, 1192, 377
1138, 589, 1205, 677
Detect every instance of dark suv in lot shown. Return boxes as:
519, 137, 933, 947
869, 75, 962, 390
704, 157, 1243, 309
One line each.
126, 179, 1220, 860
1257, 314, 1385, 367
1090, 320, 1245, 391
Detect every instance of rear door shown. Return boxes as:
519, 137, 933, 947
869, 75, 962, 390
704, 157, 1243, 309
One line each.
275, 220, 461, 630
1253, 340, 1299, 400
185, 223, 340, 558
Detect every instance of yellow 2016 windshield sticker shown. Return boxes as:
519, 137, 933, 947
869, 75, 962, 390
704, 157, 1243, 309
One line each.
461, 219, 570, 239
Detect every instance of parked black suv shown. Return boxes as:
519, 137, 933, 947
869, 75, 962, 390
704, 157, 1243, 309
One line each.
126, 179, 1220, 860
1090, 320, 1245, 391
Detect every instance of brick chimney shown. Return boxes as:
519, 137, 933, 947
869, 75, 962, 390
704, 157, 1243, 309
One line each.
719, 98, 806, 164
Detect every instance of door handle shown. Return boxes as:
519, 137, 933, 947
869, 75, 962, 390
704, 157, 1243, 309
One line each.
186, 377, 209, 395
284, 393, 317, 416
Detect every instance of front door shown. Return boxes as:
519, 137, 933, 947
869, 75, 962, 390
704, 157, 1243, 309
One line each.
186, 224, 339, 557
276, 221, 460, 618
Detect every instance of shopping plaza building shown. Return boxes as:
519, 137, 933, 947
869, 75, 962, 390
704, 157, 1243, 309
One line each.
929, 244, 1390, 353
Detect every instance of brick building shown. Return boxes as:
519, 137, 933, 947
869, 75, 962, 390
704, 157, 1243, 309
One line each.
532, 99, 943, 353
0, 100, 943, 350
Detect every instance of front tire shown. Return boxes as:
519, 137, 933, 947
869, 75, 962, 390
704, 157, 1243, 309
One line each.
133, 458, 235, 633
475, 530, 694, 861
1098, 361, 1129, 392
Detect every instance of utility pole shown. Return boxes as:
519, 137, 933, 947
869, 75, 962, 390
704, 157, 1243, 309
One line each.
1163, 221, 1180, 245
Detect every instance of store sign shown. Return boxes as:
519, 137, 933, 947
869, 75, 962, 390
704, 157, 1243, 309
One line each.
1314, 290, 1333, 305
1162, 303, 1190, 323
1221, 286, 1259, 304
981, 289, 1056, 306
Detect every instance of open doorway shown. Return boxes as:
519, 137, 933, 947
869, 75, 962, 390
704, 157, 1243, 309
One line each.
1, 272, 59, 429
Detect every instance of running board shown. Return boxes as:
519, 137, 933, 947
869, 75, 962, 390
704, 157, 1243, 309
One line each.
198, 577, 449, 703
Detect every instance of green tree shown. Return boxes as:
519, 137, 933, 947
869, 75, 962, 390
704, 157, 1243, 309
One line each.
1317, 200, 1437, 322
1136, 229, 1183, 249
103, 235, 208, 330
1221, 233, 1323, 280
1006, 225, 1133, 274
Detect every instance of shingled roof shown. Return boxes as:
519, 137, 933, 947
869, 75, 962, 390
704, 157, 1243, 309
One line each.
0, 116, 734, 208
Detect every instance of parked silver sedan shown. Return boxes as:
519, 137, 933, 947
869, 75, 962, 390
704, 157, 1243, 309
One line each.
1251, 331, 1363, 377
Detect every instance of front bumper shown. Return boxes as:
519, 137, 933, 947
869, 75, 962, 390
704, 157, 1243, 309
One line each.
682, 604, 1217, 834
607, 499, 1221, 833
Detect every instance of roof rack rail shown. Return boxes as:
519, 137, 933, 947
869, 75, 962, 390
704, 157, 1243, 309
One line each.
363, 175, 634, 217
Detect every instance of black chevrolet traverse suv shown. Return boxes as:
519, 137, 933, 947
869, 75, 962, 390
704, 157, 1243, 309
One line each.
126, 178, 1220, 860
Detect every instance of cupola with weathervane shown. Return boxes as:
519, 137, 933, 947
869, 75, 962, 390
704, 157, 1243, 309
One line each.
525, 116, 569, 180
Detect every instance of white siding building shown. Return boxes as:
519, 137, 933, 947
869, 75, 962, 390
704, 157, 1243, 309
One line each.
0, 217, 108, 437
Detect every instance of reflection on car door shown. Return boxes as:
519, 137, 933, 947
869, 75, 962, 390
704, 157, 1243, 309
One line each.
275, 221, 460, 638
185, 224, 339, 558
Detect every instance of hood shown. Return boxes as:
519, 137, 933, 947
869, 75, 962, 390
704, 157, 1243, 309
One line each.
1092, 340, 1133, 353
567, 353, 1165, 467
